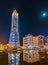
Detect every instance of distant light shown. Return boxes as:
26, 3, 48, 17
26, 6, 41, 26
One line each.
42, 13, 46, 17
40, 11, 47, 19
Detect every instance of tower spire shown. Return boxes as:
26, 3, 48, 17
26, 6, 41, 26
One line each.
12, 9, 18, 17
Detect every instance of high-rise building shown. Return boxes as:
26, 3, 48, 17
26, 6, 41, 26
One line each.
23, 34, 33, 49
23, 34, 39, 49
38, 35, 44, 48
23, 34, 45, 50
9, 10, 20, 48
32, 36, 39, 47
44, 37, 48, 50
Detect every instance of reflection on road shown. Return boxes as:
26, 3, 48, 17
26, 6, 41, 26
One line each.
8, 52, 20, 65
8, 50, 48, 65
23, 50, 39, 63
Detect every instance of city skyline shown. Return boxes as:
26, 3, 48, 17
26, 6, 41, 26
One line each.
0, 0, 48, 44
0, 1, 48, 65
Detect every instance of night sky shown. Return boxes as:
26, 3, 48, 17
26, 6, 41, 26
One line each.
0, 0, 48, 44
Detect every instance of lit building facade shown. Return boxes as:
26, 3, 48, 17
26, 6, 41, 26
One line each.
23, 34, 33, 49
44, 37, 48, 50
23, 34, 39, 49
38, 35, 44, 48
9, 10, 20, 48
32, 36, 39, 47
23, 34, 45, 49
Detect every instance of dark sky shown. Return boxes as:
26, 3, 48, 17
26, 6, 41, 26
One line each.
0, 0, 48, 43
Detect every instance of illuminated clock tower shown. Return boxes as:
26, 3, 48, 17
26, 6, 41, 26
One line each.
9, 10, 20, 48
